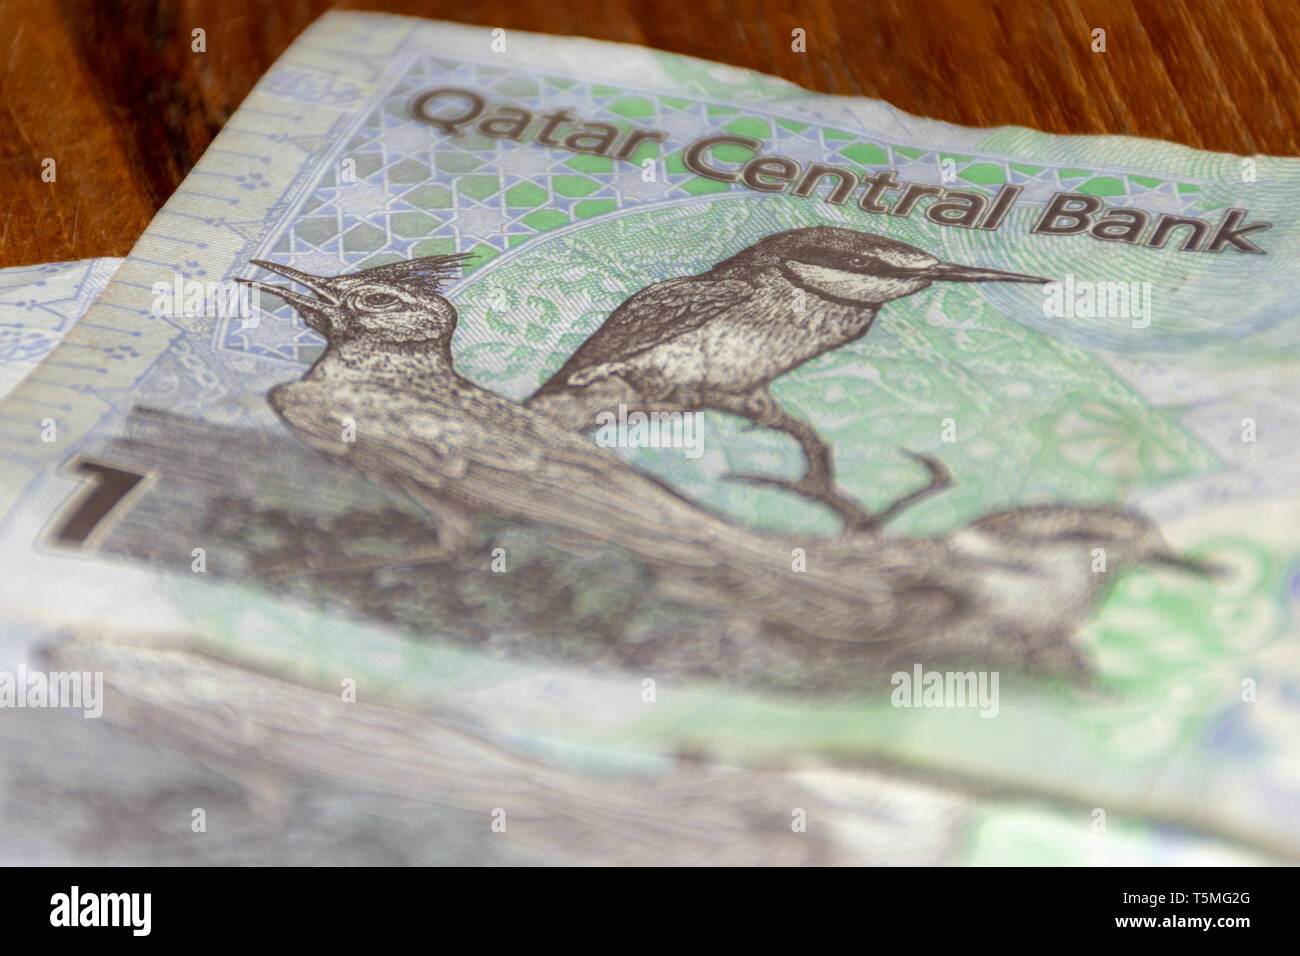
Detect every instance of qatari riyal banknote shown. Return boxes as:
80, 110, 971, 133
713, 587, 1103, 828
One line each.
0, 12, 1296, 864
0, 258, 122, 401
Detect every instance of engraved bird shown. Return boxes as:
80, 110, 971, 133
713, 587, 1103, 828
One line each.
238, 254, 762, 571
526, 226, 1050, 531
237, 255, 905, 607
238, 256, 1206, 690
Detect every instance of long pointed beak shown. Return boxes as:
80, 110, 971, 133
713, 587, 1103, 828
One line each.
1149, 550, 1223, 578
236, 259, 341, 308
928, 261, 1052, 284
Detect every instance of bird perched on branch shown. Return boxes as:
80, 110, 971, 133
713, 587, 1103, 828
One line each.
237, 256, 874, 600
527, 227, 1050, 531
238, 254, 755, 571
238, 255, 1206, 687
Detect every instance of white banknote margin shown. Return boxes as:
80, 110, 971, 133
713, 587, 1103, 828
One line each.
0, 257, 123, 402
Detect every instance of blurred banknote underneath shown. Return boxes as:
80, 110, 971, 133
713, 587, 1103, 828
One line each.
0, 12, 1297, 864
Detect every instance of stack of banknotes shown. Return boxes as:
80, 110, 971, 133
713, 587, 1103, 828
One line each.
1, 11, 1296, 865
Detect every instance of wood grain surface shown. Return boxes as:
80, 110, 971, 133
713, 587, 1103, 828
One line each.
0, 0, 1296, 267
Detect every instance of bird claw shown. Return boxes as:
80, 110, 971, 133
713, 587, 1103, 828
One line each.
721, 449, 953, 535
898, 448, 951, 492
722, 471, 880, 532
867, 449, 953, 527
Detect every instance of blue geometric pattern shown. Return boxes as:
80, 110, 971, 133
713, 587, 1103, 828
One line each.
0, 258, 122, 399
225, 54, 1223, 363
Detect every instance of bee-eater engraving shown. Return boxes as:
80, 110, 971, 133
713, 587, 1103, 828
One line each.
526, 226, 1051, 531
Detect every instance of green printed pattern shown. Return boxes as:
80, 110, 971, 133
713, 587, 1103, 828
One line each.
450, 195, 1219, 536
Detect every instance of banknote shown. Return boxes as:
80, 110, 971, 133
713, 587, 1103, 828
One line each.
0, 630, 1264, 865
1, 11, 1297, 864
0, 258, 122, 401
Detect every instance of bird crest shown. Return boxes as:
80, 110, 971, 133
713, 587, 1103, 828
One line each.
241, 252, 476, 346
350, 252, 475, 293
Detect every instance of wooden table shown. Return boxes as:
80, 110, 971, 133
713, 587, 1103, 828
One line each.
1, 0, 1296, 267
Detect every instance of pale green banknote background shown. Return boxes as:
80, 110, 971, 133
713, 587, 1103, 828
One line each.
0, 13, 1296, 864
